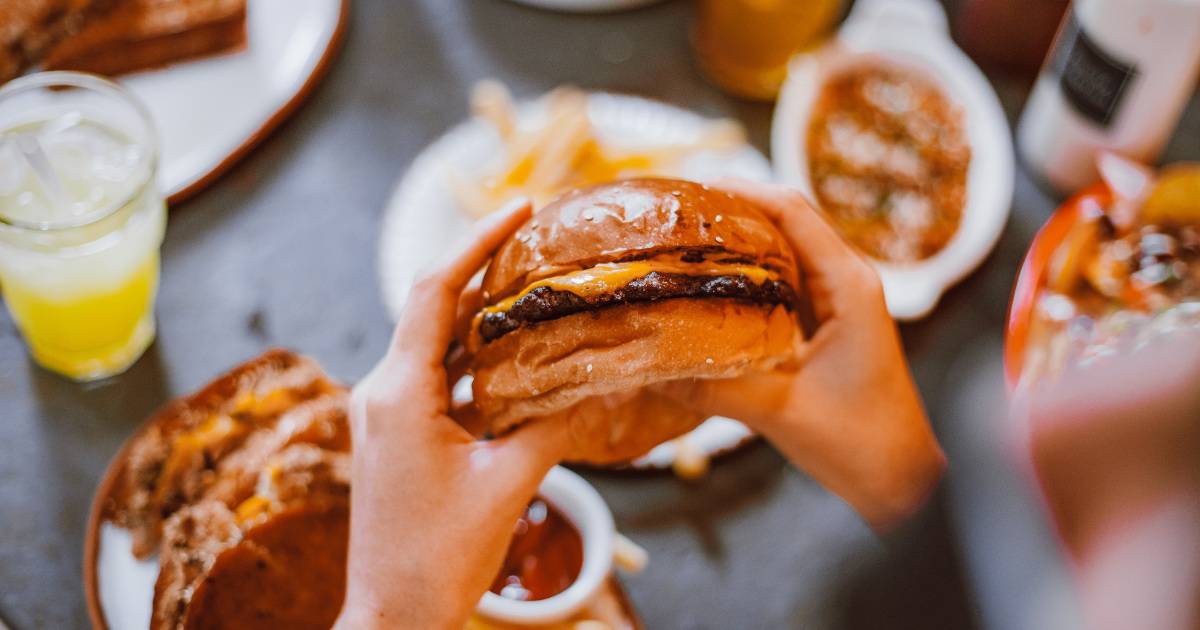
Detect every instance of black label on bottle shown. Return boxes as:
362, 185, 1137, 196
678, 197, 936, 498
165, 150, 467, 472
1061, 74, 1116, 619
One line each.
1049, 11, 1139, 128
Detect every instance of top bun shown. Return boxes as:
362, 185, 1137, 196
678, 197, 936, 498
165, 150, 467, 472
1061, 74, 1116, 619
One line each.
481, 178, 801, 302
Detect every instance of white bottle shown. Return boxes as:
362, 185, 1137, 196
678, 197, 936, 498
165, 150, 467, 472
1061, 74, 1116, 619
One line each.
1018, 0, 1200, 196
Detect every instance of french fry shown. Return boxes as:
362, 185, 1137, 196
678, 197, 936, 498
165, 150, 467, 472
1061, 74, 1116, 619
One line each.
672, 435, 710, 480
471, 79, 517, 141
458, 81, 748, 222
613, 533, 648, 574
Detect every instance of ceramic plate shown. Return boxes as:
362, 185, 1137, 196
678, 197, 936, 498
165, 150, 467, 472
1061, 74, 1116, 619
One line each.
771, 0, 1014, 321
115, 0, 348, 203
378, 92, 770, 470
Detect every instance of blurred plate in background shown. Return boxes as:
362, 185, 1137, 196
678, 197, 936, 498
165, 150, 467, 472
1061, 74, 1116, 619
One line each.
120, 0, 348, 203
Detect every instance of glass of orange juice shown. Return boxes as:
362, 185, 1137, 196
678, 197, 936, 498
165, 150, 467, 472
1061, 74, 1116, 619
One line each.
694, 0, 846, 101
0, 72, 165, 381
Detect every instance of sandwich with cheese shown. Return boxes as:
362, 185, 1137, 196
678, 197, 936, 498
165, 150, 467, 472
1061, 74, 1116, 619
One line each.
469, 178, 805, 463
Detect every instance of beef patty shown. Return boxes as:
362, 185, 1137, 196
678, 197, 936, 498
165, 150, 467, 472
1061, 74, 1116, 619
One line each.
478, 271, 796, 342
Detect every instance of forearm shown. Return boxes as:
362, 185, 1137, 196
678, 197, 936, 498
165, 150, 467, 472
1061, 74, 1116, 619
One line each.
759, 404, 944, 532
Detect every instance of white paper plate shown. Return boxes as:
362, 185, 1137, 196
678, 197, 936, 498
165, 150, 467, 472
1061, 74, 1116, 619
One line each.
771, 0, 1014, 321
115, 0, 347, 202
378, 92, 770, 470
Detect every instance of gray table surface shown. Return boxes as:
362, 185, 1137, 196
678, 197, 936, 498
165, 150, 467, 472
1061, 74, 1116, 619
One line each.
2, 1, 1197, 629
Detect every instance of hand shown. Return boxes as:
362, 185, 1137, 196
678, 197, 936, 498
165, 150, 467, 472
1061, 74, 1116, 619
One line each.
659, 179, 945, 530
1022, 333, 1200, 630
334, 200, 571, 630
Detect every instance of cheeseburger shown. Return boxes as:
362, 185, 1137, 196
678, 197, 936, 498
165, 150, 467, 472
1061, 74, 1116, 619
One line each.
469, 178, 804, 462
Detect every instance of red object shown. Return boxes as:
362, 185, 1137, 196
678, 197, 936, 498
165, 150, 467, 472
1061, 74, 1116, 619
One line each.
1004, 183, 1114, 388
490, 499, 584, 602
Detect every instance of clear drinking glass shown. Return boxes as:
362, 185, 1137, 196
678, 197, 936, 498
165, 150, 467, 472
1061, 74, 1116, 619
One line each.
0, 72, 165, 381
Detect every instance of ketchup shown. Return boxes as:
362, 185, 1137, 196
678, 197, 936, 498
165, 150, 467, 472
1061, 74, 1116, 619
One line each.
489, 498, 583, 601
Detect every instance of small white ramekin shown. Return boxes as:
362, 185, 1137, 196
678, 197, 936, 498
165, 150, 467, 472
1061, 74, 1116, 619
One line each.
475, 466, 615, 625
771, 0, 1014, 321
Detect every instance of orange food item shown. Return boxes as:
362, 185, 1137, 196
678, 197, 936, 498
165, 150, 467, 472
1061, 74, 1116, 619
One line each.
44, 0, 246, 76
1006, 167, 1200, 386
807, 65, 970, 263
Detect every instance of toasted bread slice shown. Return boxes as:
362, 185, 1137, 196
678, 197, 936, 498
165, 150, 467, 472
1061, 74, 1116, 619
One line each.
44, 0, 246, 76
109, 348, 345, 558
200, 390, 350, 509
153, 444, 350, 630
0, 0, 110, 82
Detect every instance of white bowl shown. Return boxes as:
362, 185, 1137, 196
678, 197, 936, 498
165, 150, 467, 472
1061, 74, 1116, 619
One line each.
476, 466, 616, 625
771, 0, 1014, 320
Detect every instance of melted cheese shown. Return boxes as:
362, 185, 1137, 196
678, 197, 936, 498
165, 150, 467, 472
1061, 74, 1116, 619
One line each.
235, 495, 274, 524
482, 259, 778, 317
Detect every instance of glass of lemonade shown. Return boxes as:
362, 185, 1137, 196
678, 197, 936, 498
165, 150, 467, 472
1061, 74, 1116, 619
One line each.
0, 72, 165, 381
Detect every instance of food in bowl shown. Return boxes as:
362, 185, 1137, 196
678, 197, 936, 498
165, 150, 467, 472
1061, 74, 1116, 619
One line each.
491, 498, 584, 602
468, 178, 805, 464
1011, 164, 1200, 384
806, 65, 970, 263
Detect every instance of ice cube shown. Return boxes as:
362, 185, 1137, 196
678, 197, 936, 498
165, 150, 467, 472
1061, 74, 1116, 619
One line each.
0, 138, 27, 195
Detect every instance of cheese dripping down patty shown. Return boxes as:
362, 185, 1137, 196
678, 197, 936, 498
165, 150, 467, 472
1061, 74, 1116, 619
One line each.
470, 249, 787, 333
478, 256, 781, 319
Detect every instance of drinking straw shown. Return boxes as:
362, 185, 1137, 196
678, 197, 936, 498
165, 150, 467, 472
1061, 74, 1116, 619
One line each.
16, 132, 67, 214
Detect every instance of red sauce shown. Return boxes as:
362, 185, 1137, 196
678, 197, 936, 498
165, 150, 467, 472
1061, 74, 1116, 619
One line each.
489, 498, 583, 602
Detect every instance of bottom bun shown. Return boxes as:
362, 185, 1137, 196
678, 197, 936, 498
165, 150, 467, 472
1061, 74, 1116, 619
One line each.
472, 298, 801, 462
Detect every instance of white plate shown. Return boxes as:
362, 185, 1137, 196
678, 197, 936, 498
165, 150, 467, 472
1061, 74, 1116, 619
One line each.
116, 0, 347, 202
96, 525, 157, 630
378, 92, 770, 470
771, 0, 1014, 321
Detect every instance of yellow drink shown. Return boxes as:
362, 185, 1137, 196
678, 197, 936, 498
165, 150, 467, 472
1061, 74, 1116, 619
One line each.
2, 252, 159, 379
0, 73, 164, 381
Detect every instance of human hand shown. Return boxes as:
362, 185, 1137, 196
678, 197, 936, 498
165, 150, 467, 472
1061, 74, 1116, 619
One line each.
659, 179, 945, 530
334, 200, 571, 630
1021, 333, 1200, 630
